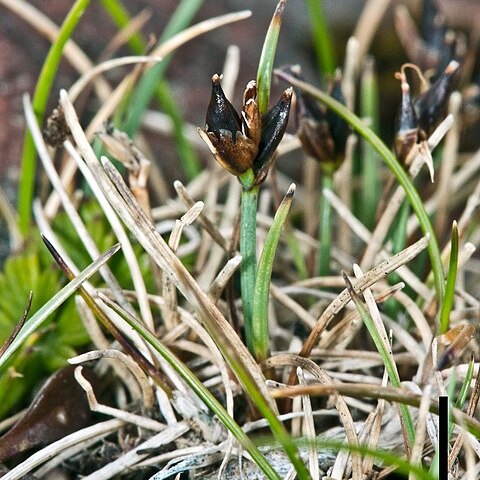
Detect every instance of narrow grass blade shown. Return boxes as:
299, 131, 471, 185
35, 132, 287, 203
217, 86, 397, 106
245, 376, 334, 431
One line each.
0, 241, 120, 368
343, 272, 416, 448
275, 70, 445, 301
104, 299, 282, 480
0, 292, 32, 359
359, 57, 380, 229
257, 0, 287, 114
252, 184, 295, 362
319, 173, 333, 276
18, 0, 91, 234
305, 0, 336, 76
439, 221, 458, 334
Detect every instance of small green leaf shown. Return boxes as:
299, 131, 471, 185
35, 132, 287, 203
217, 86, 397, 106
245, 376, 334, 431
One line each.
439, 221, 458, 334
256, 0, 287, 114
253, 184, 295, 362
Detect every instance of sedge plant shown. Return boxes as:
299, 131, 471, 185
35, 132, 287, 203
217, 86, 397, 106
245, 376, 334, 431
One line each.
198, 0, 292, 361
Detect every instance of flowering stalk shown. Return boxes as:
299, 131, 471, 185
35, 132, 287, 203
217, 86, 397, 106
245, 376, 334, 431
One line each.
239, 170, 259, 352
319, 173, 333, 276
198, 75, 292, 356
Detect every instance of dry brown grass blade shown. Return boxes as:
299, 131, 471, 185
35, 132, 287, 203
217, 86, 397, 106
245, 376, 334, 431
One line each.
0, 292, 32, 359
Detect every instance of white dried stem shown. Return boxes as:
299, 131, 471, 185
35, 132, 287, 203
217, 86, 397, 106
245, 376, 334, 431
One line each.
24, 94, 135, 317
208, 255, 242, 303
73, 366, 163, 431
70, 349, 154, 409
64, 140, 154, 330
297, 367, 319, 480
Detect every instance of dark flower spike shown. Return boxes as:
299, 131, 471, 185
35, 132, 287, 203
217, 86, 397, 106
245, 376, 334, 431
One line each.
199, 74, 258, 176
206, 74, 242, 137
254, 86, 293, 185
287, 66, 333, 163
199, 74, 292, 186
394, 71, 418, 166
414, 60, 460, 136
288, 66, 349, 172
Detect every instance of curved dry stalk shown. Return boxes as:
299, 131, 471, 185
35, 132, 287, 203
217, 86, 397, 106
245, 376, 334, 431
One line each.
208, 254, 242, 302
73, 366, 163, 431
99, 8, 152, 61
69, 349, 154, 409
68, 55, 163, 102
297, 367, 320, 480
74, 296, 146, 404
266, 354, 362, 480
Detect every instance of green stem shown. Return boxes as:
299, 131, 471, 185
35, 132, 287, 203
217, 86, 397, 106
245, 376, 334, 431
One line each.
305, 0, 336, 76
318, 172, 333, 276
385, 200, 409, 318
360, 57, 380, 229
18, 0, 91, 235
240, 172, 259, 354
439, 221, 458, 334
